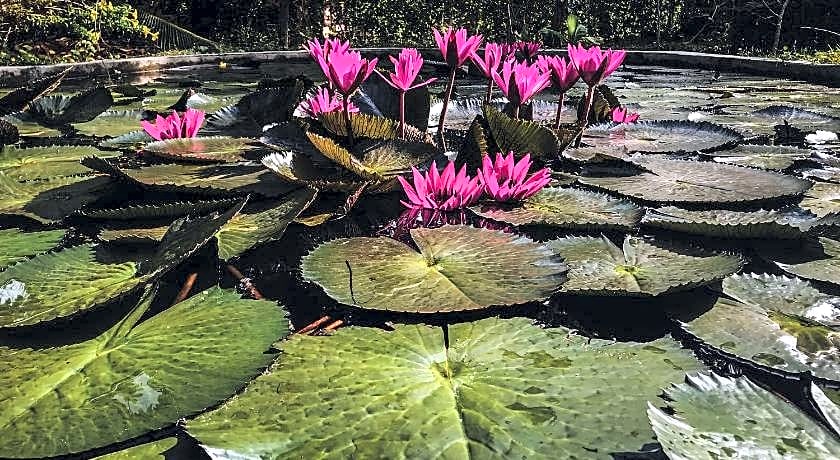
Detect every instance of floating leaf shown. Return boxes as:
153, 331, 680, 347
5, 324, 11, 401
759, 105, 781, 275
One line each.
709, 144, 811, 170
801, 182, 840, 218
774, 237, 840, 285
79, 198, 240, 221
93, 438, 177, 460
562, 146, 630, 163
189, 317, 703, 459
669, 273, 840, 380
546, 235, 744, 296
1, 113, 62, 137
261, 151, 365, 192
583, 120, 743, 153
27, 86, 113, 126
471, 187, 642, 230
302, 225, 567, 312
0, 145, 116, 180
99, 130, 154, 148
0, 172, 112, 223
579, 156, 811, 204
74, 110, 146, 137
0, 286, 285, 458
0, 229, 65, 269
142, 137, 256, 163
99, 227, 168, 244
0, 68, 70, 116
484, 105, 558, 159
643, 206, 838, 239
216, 187, 317, 260
649, 373, 840, 460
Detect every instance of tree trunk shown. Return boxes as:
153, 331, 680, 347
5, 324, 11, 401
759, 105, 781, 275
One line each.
773, 0, 791, 53
656, 0, 663, 46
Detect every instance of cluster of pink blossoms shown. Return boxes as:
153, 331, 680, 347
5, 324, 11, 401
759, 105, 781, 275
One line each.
398, 152, 551, 211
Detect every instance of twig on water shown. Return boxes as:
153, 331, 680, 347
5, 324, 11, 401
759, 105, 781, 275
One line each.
172, 272, 198, 305
225, 264, 264, 299
323, 319, 345, 332
296, 315, 331, 335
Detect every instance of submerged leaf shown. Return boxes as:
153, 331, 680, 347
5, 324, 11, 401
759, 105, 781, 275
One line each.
302, 225, 567, 312
93, 438, 177, 460
0, 229, 65, 270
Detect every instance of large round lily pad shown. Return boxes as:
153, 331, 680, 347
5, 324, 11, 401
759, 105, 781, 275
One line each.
302, 225, 567, 312
709, 144, 812, 170
642, 206, 838, 239
546, 235, 744, 296
188, 317, 703, 458
0, 286, 285, 458
669, 273, 840, 381
0, 145, 117, 180
73, 110, 146, 137
578, 156, 812, 204
142, 137, 256, 163
0, 172, 113, 223
773, 237, 840, 285
471, 187, 642, 230
583, 120, 743, 153
0, 228, 65, 270
801, 182, 840, 217
648, 373, 840, 460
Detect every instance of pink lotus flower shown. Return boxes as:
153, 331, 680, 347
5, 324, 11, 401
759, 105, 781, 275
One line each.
471, 43, 505, 78
306, 38, 350, 79
500, 43, 517, 60
433, 27, 483, 68
477, 151, 551, 202
376, 48, 436, 91
536, 55, 580, 92
318, 48, 378, 96
398, 161, 483, 211
515, 41, 541, 61
611, 107, 640, 123
491, 59, 552, 108
141, 108, 205, 141
567, 43, 626, 87
300, 88, 359, 118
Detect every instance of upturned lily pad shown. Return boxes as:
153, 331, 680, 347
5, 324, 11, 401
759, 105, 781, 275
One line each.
583, 120, 743, 153
99, 130, 154, 148
801, 182, 840, 217
648, 373, 840, 460
82, 156, 294, 198
471, 187, 642, 230
0, 286, 285, 458
0, 228, 65, 269
93, 438, 177, 460
26, 86, 113, 126
709, 144, 812, 170
261, 151, 366, 192
774, 237, 840, 285
302, 225, 567, 312
142, 137, 256, 163
320, 112, 400, 140
78, 198, 240, 220
579, 156, 812, 204
753, 105, 840, 132
484, 105, 558, 159
546, 235, 744, 296
0, 145, 117, 180
99, 227, 168, 244
188, 317, 703, 459
0, 68, 69, 116
73, 110, 146, 137
0, 172, 113, 223
642, 206, 838, 239
669, 273, 840, 381
216, 187, 317, 260
0, 118, 19, 145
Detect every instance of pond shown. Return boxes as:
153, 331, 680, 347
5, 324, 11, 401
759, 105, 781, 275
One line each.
1, 51, 840, 459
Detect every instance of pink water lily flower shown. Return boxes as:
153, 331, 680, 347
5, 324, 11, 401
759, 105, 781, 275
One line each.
567, 43, 626, 87
611, 107, 640, 123
306, 38, 351, 79
491, 59, 552, 114
515, 41, 541, 61
398, 160, 483, 211
434, 27, 483, 68
141, 108, 205, 141
471, 43, 505, 78
477, 151, 551, 202
300, 88, 358, 118
536, 55, 580, 128
376, 48, 436, 91
319, 49, 378, 96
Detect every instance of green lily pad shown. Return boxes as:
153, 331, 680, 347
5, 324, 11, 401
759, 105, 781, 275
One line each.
0, 228, 65, 269
471, 187, 642, 230
0, 172, 113, 223
579, 156, 812, 204
669, 273, 840, 380
546, 235, 744, 296
306, 132, 382, 180
99, 227, 168, 244
562, 146, 630, 164
261, 151, 366, 192
142, 137, 255, 163
583, 120, 743, 153
188, 317, 703, 459
1, 114, 62, 137
93, 438, 177, 459
0, 145, 117, 180
27, 87, 113, 126
78, 198, 241, 220
642, 206, 838, 239
801, 182, 840, 218
74, 110, 146, 137
709, 144, 811, 170
216, 187, 317, 260
0, 285, 285, 458
302, 225, 567, 312
99, 130, 154, 149
320, 112, 400, 140
774, 237, 840, 285
484, 105, 558, 159
648, 373, 840, 460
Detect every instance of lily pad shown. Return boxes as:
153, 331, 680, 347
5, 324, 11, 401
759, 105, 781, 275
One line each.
0, 228, 65, 269
0, 172, 113, 223
669, 273, 840, 381
27, 86, 113, 126
2, 113, 62, 137
709, 144, 812, 170
774, 237, 840, 285
320, 112, 400, 140
261, 151, 366, 192
0, 68, 69, 116
579, 156, 811, 204
471, 187, 642, 230
142, 137, 256, 163
93, 438, 177, 460
188, 317, 703, 459
78, 198, 240, 220
301, 225, 567, 312
99, 227, 168, 244
648, 373, 840, 460
801, 182, 840, 217
546, 235, 744, 296
0, 145, 117, 180
484, 105, 558, 159
216, 187, 317, 260
583, 120, 743, 153
642, 206, 838, 239
74, 110, 146, 137
0, 285, 285, 458
99, 130, 154, 149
